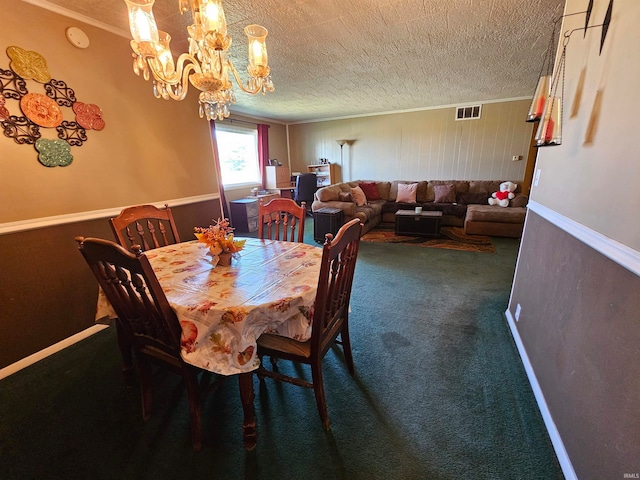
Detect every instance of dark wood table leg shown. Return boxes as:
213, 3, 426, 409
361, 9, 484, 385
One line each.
238, 372, 256, 450
115, 321, 135, 387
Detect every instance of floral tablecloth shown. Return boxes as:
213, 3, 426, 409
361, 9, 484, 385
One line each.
97, 238, 322, 375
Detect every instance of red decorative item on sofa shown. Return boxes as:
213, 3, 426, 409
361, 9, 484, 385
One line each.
359, 182, 380, 201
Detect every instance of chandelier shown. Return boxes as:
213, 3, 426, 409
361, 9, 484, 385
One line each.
124, 0, 274, 121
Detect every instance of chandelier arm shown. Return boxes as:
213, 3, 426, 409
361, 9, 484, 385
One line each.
144, 53, 200, 101
226, 60, 262, 95
162, 64, 195, 101
146, 53, 201, 86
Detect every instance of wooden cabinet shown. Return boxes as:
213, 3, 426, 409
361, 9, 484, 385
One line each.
307, 163, 338, 187
265, 165, 292, 189
229, 198, 258, 233
230, 194, 280, 232
230, 198, 260, 233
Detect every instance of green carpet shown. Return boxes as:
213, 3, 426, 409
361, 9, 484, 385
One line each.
0, 220, 564, 479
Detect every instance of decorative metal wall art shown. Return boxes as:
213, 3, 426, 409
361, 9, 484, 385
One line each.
6, 46, 51, 83
1, 45, 105, 167
20, 93, 63, 127
0, 97, 9, 120
45, 79, 76, 107
1, 68, 28, 100
35, 138, 73, 167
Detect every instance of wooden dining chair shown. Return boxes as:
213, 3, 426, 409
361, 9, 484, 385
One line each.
256, 218, 363, 430
258, 198, 306, 243
75, 236, 221, 451
109, 204, 180, 251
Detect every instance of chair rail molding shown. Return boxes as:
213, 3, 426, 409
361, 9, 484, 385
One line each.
527, 200, 640, 277
0, 193, 220, 235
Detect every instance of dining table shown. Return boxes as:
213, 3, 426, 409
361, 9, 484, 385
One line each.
96, 237, 323, 450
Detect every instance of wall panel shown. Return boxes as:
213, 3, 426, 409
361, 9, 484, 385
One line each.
288, 100, 533, 183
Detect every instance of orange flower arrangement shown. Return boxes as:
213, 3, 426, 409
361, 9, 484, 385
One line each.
194, 218, 246, 256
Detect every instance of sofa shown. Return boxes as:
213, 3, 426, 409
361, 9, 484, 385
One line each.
311, 180, 528, 238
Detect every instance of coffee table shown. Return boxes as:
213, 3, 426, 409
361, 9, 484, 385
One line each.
395, 210, 443, 237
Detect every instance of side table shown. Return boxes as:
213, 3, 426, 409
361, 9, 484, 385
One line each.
230, 198, 259, 233
314, 208, 343, 243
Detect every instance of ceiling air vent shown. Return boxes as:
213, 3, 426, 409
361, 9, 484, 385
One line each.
455, 105, 482, 120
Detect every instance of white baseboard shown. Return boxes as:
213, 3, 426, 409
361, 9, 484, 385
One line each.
505, 309, 577, 480
0, 324, 109, 380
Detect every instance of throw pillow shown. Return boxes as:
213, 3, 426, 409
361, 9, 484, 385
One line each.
338, 191, 353, 202
396, 183, 418, 203
458, 192, 489, 205
350, 186, 367, 206
359, 182, 380, 201
433, 184, 456, 203
510, 194, 528, 208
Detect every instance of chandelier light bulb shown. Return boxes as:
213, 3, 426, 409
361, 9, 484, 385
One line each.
202, 0, 227, 37
126, 0, 159, 43
251, 40, 264, 66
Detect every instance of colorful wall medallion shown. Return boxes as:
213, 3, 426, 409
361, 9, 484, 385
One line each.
1, 45, 105, 167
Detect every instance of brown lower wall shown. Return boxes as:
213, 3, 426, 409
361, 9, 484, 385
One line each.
0, 199, 222, 369
508, 211, 640, 479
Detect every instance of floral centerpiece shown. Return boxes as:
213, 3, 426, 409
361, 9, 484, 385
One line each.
194, 218, 245, 266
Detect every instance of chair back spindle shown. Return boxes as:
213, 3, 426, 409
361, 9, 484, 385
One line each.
110, 204, 180, 251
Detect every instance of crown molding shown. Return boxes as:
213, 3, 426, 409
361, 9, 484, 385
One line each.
21, 0, 130, 38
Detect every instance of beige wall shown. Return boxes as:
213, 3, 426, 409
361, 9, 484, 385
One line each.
531, 0, 640, 251
265, 121, 289, 169
287, 99, 534, 183
1, 0, 218, 224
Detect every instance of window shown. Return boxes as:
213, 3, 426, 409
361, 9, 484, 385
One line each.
214, 124, 261, 187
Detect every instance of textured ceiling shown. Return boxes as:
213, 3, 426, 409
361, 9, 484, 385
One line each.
29, 0, 565, 123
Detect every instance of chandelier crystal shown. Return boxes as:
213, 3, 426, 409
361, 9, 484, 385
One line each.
124, 0, 274, 121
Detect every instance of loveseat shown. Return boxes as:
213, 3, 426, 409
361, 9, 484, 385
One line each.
311, 180, 528, 238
